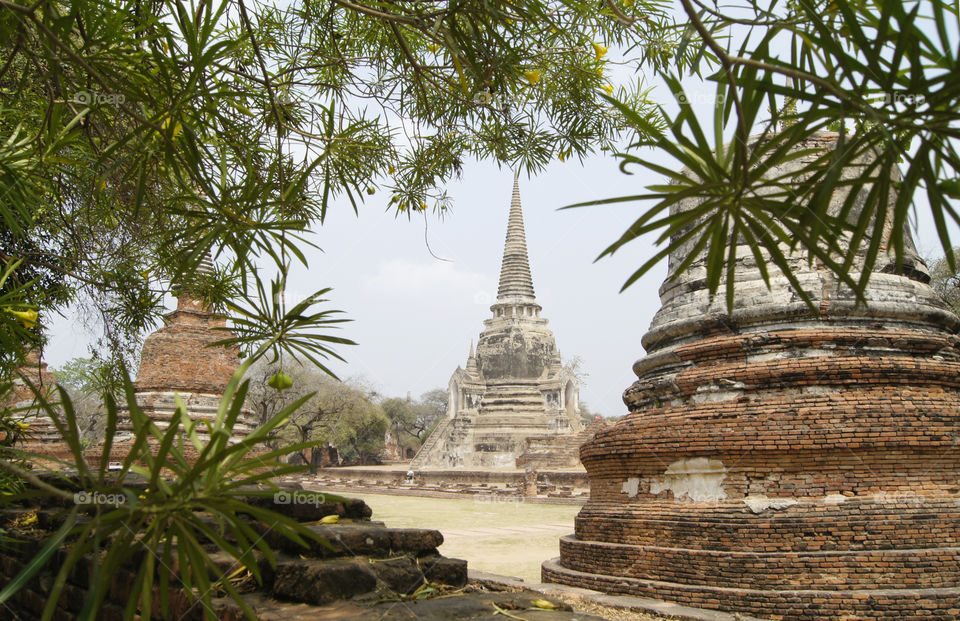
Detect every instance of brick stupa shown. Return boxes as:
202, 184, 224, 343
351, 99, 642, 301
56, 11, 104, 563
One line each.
412, 176, 582, 469
3, 350, 73, 465
543, 133, 960, 617
99, 260, 256, 463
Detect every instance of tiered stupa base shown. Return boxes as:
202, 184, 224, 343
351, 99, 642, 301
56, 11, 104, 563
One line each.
545, 133, 960, 618
545, 325, 960, 619
87, 291, 258, 467
3, 351, 75, 467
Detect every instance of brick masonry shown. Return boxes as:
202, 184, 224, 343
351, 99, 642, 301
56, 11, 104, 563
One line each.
543, 133, 960, 618
2, 350, 73, 464
88, 294, 256, 466
135, 295, 240, 395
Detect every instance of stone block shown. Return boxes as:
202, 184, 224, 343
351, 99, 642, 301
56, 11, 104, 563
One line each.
272, 559, 377, 605
419, 555, 468, 587
369, 557, 425, 594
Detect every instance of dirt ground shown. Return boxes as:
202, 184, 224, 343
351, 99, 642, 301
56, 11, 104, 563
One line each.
343, 491, 581, 583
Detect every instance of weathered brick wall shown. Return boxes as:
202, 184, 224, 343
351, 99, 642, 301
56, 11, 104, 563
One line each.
135, 295, 242, 395
2, 351, 72, 465
85, 294, 256, 468
542, 559, 960, 619
545, 132, 960, 619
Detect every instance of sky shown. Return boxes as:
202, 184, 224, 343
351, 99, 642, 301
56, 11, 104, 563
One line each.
42, 14, 960, 419
44, 142, 959, 419
47, 154, 667, 419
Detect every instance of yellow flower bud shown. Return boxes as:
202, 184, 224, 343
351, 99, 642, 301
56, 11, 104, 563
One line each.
268, 371, 293, 391
7, 309, 37, 329
602, 84, 614, 95
592, 42, 609, 60
524, 70, 541, 86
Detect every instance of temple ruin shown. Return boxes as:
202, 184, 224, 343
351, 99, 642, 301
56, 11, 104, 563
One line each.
412, 176, 582, 469
543, 132, 960, 617
98, 257, 256, 462
2, 350, 72, 464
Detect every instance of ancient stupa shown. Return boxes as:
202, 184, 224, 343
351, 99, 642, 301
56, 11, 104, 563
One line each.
3, 350, 73, 464
412, 176, 582, 469
543, 133, 960, 617
100, 257, 256, 462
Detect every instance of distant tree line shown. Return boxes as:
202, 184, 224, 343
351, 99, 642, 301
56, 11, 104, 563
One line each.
51, 357, 448, 468
929, 249, 960, 317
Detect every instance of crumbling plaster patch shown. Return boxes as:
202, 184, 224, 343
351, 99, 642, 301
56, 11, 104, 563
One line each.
648, 458, 728, 503
743, 495, 798, 514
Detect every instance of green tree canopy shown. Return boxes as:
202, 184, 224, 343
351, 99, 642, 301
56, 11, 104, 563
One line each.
585, 0, 960, 309
0, 0, 674, 378
382, 389, 448, 441
929, 248, 960, 315
247, 360, 388, 465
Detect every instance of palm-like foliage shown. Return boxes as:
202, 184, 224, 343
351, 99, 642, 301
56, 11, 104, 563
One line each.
0, 0, 675, 373
586, 0, 960, 306
0, 337, 345, 620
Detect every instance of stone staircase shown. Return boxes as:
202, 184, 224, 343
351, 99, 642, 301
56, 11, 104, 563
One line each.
516, 420, 609, 470
409, 419, 450, 468
410, 413, 474, 468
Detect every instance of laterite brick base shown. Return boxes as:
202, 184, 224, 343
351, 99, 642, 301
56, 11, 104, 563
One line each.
87, 294, 257, 467
544, 133, 960, 619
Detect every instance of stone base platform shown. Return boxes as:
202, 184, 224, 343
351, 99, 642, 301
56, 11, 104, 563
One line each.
542, 558, 960, 620
300, 465, 590, 503
221, 584, 611, 620
476, 569, 761, 621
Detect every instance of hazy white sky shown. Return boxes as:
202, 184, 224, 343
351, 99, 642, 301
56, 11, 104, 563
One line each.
44, 60, 959, 419
45, 152, 669, 417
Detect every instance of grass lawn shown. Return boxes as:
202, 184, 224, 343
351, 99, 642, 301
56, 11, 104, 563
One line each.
342, 492, 581, 583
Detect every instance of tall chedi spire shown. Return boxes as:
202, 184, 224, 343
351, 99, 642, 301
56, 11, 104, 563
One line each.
494, 173, 538, 306
410, 175, 583, 470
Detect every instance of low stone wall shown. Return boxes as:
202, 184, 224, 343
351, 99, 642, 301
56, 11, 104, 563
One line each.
308, 467, 590, 501
542, 559, 960, 620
